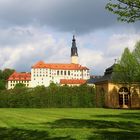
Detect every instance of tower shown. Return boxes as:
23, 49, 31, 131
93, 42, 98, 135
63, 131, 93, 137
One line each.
71, 35, 78, 64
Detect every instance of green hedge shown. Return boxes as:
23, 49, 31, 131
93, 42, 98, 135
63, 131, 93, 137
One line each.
0, 85, 96, 108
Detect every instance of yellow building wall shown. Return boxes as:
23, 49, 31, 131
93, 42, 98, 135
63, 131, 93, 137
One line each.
95, 82, 109, 107
95, 82, 140, 109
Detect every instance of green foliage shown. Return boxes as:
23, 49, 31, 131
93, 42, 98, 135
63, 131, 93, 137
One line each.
132, 41, 140, 81
106, 0, 140, 22
0, 85, 96, 108
0, 68, 15, 90
14, 83, 26, 89
133, 41, 140, 60
0, 80, 6, 90
49, 82, 58, 88
2, 68, 15, 80
112, 47, 139, 84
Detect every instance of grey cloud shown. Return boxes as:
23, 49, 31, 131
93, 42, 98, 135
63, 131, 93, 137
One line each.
0, 27, 34, 46
0, 0, 132, 34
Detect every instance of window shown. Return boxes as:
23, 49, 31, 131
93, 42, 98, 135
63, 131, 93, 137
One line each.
119, 94, 123, 105
119, 87, 129, 107
64, 71, 66, 75
68, 71, 70, 75
61, 71, 63, 75
124, 94, 129, 105
57, 71, 59, 75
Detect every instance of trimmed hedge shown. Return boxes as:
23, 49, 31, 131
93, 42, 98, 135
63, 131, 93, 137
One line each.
0, 85, 96, 108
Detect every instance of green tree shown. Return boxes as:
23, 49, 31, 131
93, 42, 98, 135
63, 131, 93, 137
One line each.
106, 0, 140, 22
0, 80, 6, 90
133, 41, 140, 62
2, 69, 15, 80
49, 82, 58, 88
113, 48, 139, 84
0, 70, 3, 79
0, 68, 15, 89
14, 83, 26, 89
132, 41, 140, 80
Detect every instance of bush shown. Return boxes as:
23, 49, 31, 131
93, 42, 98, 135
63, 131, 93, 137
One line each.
0, 85, 96, 108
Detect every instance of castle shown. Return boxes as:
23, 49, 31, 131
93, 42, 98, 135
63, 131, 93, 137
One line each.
7, 36, 90, 89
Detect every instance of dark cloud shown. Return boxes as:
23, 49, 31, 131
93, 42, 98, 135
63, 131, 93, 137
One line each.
0, 0, 132, 34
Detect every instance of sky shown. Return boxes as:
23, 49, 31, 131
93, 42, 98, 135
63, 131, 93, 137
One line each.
0, 0, 140, 75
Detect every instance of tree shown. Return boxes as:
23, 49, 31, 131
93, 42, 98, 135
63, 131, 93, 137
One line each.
106, 0, 140, 22
0, 80, 6, 90
0, 68, 15, 90
0, 70, 3, 79
132, 41, 140, 80
112, 47, 139, 88
133, 41, 140, 62
2, 69, 15, 80
14, 83, 26, 89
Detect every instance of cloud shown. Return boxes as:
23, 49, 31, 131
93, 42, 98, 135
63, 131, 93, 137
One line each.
0, 26, 104, 74
0, 27, 71, 71
106, 33, 140, 59
0, 0, 133, 34
0, 25, 140, 75
0, 1, 140, 75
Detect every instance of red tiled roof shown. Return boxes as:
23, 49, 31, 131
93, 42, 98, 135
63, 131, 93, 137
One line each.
8, 72, 31, 81
60, 79, 86, 85
32, 61, 89, 70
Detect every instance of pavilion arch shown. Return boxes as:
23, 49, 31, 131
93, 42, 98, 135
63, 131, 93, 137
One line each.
118, 87, 129, 108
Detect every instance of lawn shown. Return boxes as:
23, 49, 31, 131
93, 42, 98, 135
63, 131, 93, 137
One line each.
0, 108, 139, 140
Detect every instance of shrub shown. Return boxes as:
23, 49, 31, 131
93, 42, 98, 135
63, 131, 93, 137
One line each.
0, 85, 96, 108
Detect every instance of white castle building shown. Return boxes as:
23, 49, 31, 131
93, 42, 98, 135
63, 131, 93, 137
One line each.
7, 36, 90, 89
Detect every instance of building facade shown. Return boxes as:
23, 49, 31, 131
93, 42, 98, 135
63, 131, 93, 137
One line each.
7, 36, 90, 89
7, 72, 31, 89
94, 64, 140, 109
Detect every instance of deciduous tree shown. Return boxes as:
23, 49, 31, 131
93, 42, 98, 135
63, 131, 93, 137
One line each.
112, 47, 139, 87
106, 0, 140, 22
132, 41, 140, 81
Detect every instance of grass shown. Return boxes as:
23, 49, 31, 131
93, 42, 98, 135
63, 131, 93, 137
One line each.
0, 108, 139, 140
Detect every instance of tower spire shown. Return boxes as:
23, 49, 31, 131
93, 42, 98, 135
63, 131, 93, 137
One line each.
71, 35, 78, 64
71, 35, 78, 56
73, 35, 75, 41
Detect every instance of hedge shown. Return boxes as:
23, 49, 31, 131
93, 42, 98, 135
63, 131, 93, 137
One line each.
0, 85, 96, 108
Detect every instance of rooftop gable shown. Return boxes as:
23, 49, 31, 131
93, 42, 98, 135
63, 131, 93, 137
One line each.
8, 72, 31, 81
32, 61, 89, 70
